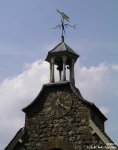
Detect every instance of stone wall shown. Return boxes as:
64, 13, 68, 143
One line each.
24, 85, 107, 150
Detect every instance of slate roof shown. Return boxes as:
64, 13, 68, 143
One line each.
49, 42, 79, 55
45, 41, 79, 62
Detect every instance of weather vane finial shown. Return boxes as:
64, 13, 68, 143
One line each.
50, 9, 76, 42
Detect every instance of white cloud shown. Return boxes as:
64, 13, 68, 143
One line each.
75, 63, 109, 101
112, 64, 118, 72
0, 60, 49, 108
100, 106, 110, 115
0, 60, 111, 149
0, 60, 49, 149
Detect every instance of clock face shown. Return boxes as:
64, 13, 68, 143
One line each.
44, 90, 72, 118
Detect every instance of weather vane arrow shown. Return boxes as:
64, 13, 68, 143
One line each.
57, 9, 70, 22
50, 9, 76, 42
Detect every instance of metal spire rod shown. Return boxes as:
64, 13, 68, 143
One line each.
50, 9, 76, 42
61, 18, 65, 42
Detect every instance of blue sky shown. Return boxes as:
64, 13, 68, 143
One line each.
0, 0, 118, 149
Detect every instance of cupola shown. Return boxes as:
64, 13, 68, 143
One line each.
45, 37, 79, 85
45, 9, 79, 85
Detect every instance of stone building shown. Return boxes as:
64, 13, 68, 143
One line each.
5, 37, 118, 150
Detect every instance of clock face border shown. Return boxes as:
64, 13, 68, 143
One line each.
44, 90, 72, 119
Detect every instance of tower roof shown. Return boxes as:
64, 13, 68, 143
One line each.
45, 41, 79, 62
22, 81, 107, 122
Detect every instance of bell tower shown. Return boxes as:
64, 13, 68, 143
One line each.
45, 37, 79, 85
45, 9, 79, 85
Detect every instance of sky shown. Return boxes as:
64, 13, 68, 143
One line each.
0, 0, 118, 149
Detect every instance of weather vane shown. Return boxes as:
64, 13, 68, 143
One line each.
51, 9, 76, 42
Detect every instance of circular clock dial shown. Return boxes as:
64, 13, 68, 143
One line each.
44, 90, 72, 118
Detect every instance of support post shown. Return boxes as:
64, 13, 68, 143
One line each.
50, 62, 52, 83
59, 70, 62, 81
50, 57, 55, 83
57, 65, 63, 82
62, 56, 67, 81
70, 59, 75, 85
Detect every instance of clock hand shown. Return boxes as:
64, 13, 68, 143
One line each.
56, 98, 61, 106
56, 92, 63, 105
57, 102, 68, 110
58, 91, 63, 100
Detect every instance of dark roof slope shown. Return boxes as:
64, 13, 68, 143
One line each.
5, 128, 25, 150
22, 81, 107, 121
49, 42, 79, 55
45, 42, 79, 62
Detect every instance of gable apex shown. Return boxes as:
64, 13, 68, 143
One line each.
22, 81, 107, 122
